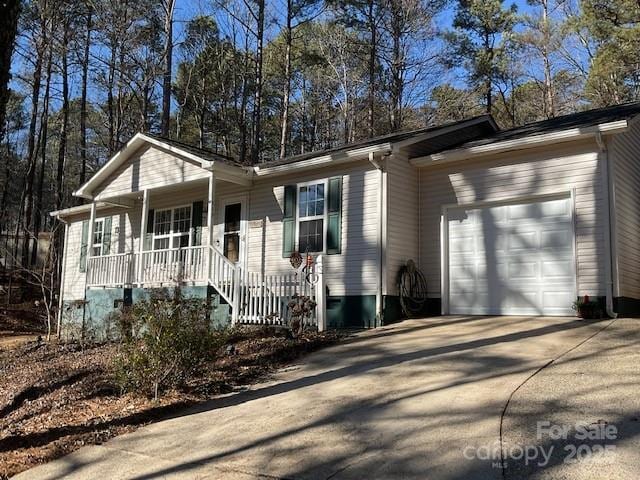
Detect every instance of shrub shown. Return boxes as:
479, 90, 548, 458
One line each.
113, 288, 224, 399
287, 294, 317, 337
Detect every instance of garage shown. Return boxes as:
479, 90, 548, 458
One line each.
445, 195, 576, 316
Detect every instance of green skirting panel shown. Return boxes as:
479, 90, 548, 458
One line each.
326, 295, 377, 329
382, 295, 404, 325
613, 297, 640, 317
380, 296, 442, 325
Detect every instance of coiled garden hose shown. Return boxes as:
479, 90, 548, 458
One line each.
397, 260, 428, 318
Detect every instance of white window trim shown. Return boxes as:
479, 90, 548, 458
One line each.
92, 218, 105, 256
296, 179, 328, 254
152, 204, 193, 250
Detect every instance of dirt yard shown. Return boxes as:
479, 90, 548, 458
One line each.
0, 327, 341, 479
0, 303, 47, 349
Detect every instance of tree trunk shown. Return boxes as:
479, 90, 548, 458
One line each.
161, 0, 175, 136
279, 1, 292, 159
367, 0, 376, 138
0, 0, 21, 145
32, 41, 54, 264
107, 40, 116, 155
79, 9, 92, 195
389, 0, 403, 131
484, 32, 493, 114
21, 8, 47, 267
541, 0, 555, 118
251, 0, 265, 164
56, 25, 70, 212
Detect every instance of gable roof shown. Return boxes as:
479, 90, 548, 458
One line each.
73, 116, 499, 198
74, 133, 250, 199
412, 102, 640, 165
143, 133, 244, 167
257, 115, 497, 168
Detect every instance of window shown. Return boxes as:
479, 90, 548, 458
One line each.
153, 206, 192, 250
92, 219, 104, 256
297, 182, 326, 253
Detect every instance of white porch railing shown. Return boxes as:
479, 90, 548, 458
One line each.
87, 253, 136, 287
85, 247, 326, 330
140, 246, 208, 285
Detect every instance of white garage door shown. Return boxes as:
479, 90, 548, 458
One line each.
446, 196, 576, 316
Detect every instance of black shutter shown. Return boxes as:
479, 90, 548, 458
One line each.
327, 176, 342, 255
191, 201, 203, 246
282, 185, 296, 257
102, 216, 112, 255
79, 220, 89, 272
144, 209, 155, 251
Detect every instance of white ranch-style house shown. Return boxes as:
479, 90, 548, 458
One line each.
51, 103, 640, 336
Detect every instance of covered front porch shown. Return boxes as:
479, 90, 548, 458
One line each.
81, 173, 325, 329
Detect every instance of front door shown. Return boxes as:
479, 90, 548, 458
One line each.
220, 197, 246, 265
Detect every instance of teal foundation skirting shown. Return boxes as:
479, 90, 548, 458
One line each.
62, 285, 231, 341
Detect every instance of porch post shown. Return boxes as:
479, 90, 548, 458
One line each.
137, 189, 149, 286
207, 172, 216, 279
315, 255, 326, 332
86, 202, 96, 280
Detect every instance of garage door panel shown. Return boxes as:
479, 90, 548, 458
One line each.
507, 261, 538, 279
541, 229, 572, 249
541, 260, 574, 279
508, 230, 539, 251
448, 196, 576, 316
507, 198, 570, 221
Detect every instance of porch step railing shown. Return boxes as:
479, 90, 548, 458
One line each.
235, 263, 321, 326
85, 246, 326, 330
208, 245, 237, 306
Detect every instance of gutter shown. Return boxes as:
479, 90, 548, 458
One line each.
410, 120, 630, 166
595, 132, 618, 319
254, 143, 393, 177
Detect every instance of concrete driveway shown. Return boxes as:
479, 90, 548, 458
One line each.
15, 316, 639, 480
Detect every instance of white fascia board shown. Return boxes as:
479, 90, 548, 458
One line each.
74, 133, 148, 199
50, 202, 113, 220
253, 143, 393, 177
204, 160, 253, 186
410, 120, 629, 167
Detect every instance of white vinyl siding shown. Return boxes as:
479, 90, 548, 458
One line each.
385, 152, 420, 296
60, 186, 211, 301
245, 161, 380, 296
419, 140, 608, 300
610, 119, 640, 299
61, 163, 380, 300
93, 145, 210, 200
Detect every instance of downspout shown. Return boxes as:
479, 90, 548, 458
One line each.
56, 219, 70, 338
595, 132, 618, 318
369, 151, 388, 326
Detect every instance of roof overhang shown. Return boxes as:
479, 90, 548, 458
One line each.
74, 133, 251, 199
253, 115, 497, 177
253, 143, 394, 177
49, 200, 132, 221
410, 120, 629, 167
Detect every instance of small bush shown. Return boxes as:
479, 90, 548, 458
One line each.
113, 288, 225, 399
